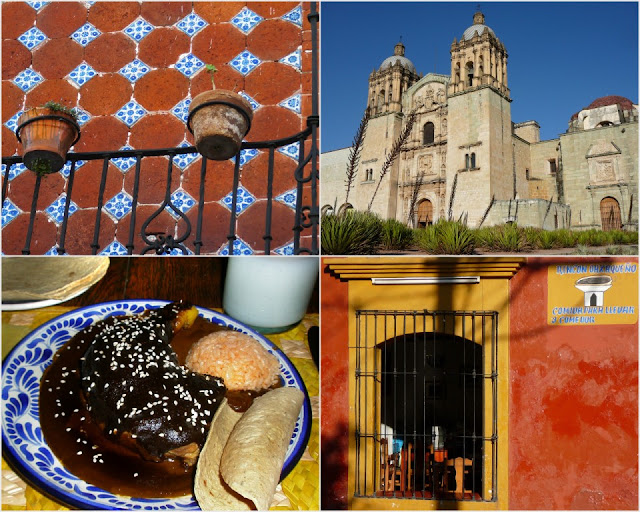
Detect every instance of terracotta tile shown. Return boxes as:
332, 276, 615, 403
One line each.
32, 38, 84, 80
246, 105, 300, 142
1, 212, 57, 255
247, 19, 301, 61
2, 82, 24, 123
134, 69, 189, 112
73, 116, 129, 153
7, 167, 65, 213
193, 2, 245, 23
80, 73, 133, 116
129, 113, 186, 150
181, 158, 235, 202
25, 79, 77, 109
140, 2, 192, 26
250, 2, 299, 18
69, 160, 124, 209
245, 62, 300, 106
185, 202, 230, 253
237, 200, 295, 251
240, 151, 298, 199
2, 2, 36, 40
85, 32, 136, 73
192, 24, 246, 71
64, 209, 116, 254
123, 156, 180, 205
36, 1, 87, 39
138, 27, 190, 69
2, 40, 32, 81
301, 93, 312, 118
2, 126, 19, 157
88, 2, 140, 32
190, 65, 244, 98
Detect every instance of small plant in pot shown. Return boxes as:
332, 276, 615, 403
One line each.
187, 64, 253, 161
16, 101, 81, 176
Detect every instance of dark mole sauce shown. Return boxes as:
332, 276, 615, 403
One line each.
39, 315, 266, 499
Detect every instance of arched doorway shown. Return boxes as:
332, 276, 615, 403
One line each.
600, 197, 622, 231
417, 199, 433, 228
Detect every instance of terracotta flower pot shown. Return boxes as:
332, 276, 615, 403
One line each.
16, 107, 80, 175
187, 90, 253, 161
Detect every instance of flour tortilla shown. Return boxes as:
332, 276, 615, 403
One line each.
2, 257, 110, 302
194, 387, 305, 510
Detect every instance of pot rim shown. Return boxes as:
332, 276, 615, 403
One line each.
16, 110, 81, 146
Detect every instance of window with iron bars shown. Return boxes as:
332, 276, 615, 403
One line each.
352, 309, 498, 502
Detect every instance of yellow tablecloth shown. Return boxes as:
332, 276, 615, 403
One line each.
1, 308, 319, 511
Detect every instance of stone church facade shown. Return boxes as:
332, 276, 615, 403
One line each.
322, 12, 638, 231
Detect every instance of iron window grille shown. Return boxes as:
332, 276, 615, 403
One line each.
352, 309, 498, 502
2, 4, 319, 256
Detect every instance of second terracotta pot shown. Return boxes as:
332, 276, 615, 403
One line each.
188, 90, 253, 161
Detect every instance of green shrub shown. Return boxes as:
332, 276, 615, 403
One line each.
473, 226, 497, 249
522, 226, 542, 249
415, 220, 475, 255
380, 219, 414, 250
321, 209, 383, 254
554, 229, 579, 248
490, 223, 529, 252
536, 229, 556, 250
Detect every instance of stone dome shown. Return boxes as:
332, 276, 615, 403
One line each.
461, 11, 495, 41
571, 95, 635, 120
379, 41, 416, 74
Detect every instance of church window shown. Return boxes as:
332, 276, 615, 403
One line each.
470, 153, 476, 168
378, 90, 385, 107
465, 154, 470, 169
525, 169, 530, 180
597, 121, 614, 128
465, 62, 474, 86
423, 122, 435, 145
549, 159, 557, 174
365, 168, 374, 181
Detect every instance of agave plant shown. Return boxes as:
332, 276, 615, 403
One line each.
380, 219, 414, 251
414, 219, 475, 255
321, 209, 383, 255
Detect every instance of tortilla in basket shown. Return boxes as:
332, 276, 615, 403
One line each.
194, 387, 304, 510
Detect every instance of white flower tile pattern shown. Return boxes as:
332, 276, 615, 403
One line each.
231, 148, 260, 167
4, 111, 23, 133
218, 238, 254, 256
45, 195, 78, 225
171, 98, 191, 123
279, 48, 302, 71
68, 62, 97, 87
277, 141, 300, 161
26, 1, 48, 11
103, 191, 134, 221
175, 12, 208, 37
70, 23, 101, 47
279, 94, 301, 114
274, 242, 295, 255
13, 68, 43, 92
100, 240, 129, 255
221, 186, 256, 215
175, 53, 205, 78
17, 27, 48, 50
275, 188, 297, 210
165, 189, 196, 219
229, 51, 261, 76
73, 108, 91, 127
2, 199, 21, 228
123, 18, 154, 42
115, 100, 147, 127
282, 5, 303, 27
173, 142, 199, 170
119, 59, 151, 83
1, 163, 27, 181
111, 146, 137, 173
238, 92, 261, 111
231, 7, 263, 34
59, 160, 86, 179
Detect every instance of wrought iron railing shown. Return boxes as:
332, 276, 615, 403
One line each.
2, 4, 319, 256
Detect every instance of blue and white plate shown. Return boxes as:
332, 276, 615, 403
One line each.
1, 300, 311, 510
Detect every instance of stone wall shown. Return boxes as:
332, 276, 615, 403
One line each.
486, 198, 570, 229
559, 123, 638, 230
2, 1, 314, 255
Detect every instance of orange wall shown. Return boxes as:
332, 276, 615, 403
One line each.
320, 263, 349, 509
509, 258, 638, 509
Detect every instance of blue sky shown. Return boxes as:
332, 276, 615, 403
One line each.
321, 1, 639, 152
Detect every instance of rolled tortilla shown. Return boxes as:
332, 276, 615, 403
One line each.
194, 387, 305, 510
